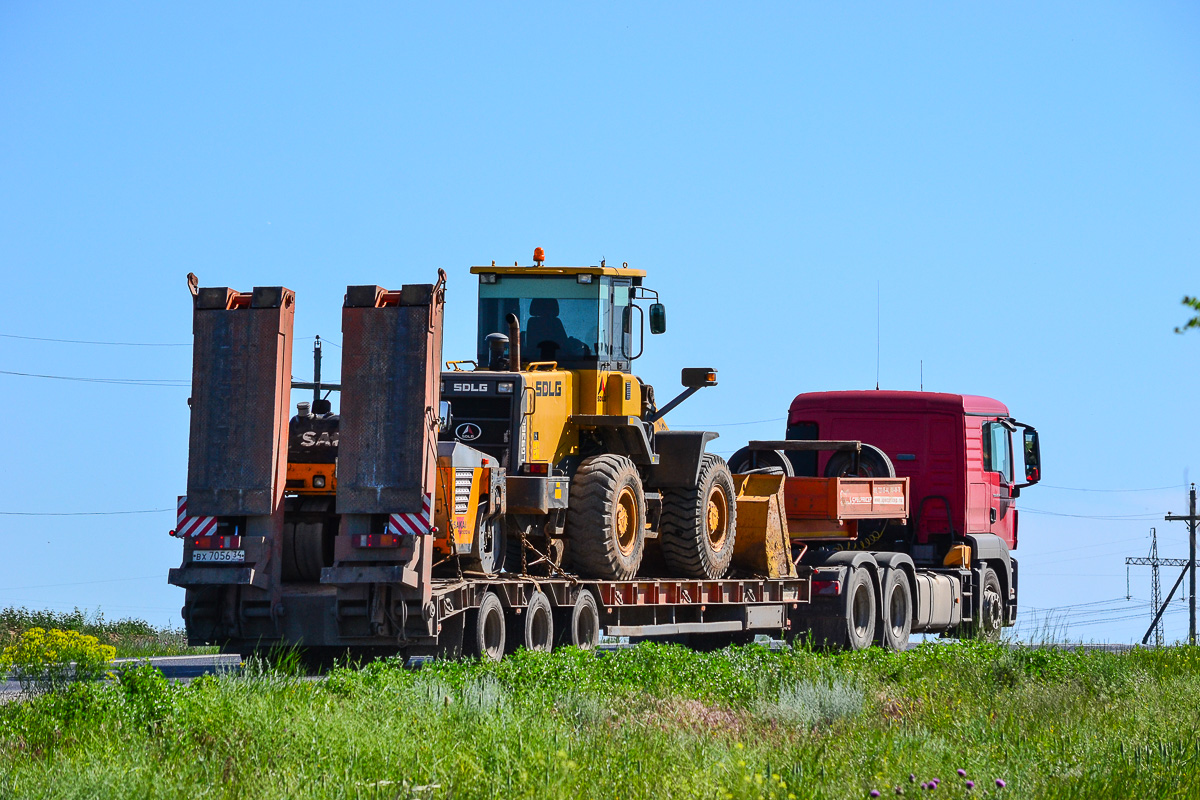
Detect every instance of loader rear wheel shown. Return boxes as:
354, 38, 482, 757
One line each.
466, 592, 506, 662
566, 455, 646, 580
660, 454, 738, 579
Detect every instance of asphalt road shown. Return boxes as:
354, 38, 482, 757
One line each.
1, 653, 241, 701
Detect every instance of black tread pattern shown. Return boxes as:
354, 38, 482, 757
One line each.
659, 453, 738, 579
566, 454, 645, 580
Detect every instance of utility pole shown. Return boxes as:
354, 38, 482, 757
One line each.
1127, 528, 1186, 646
1165, 485, 1200, 645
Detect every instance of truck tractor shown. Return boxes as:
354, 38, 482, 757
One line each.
437, 250, 737, 582
728, 390, 1041, 645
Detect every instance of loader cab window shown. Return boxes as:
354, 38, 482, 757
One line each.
477, 274, 632, 371
983, 421, 1013, 483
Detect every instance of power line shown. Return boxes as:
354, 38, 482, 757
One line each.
1040, 484, 1179, 493
0, 575, 163, 591
1022, 507, 1159, 520
0, 370, 188, 387
0, 332, 190, 346
0, 508, 171, 516
673, 417, 786, 428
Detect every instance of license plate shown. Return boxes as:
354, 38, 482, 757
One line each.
192, 549, 245, 564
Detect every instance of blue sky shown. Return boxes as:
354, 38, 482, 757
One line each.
1, 3, 1197, 642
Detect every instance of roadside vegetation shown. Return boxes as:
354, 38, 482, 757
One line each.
0, 607, 209, 659
1, 638, 1199, 799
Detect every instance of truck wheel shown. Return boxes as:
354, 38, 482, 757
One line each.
823, 444, 896, 478
566, 455, 646, 580
523, 592, 554, 652
877, 569, 912, 651
977, 567, 1005, 641
660, 454, 738, 579
465, 593, 506, 661
813, 567, 876, 650
567, 591, 600, 650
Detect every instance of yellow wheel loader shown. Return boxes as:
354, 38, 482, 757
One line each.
438, 250, 737, 580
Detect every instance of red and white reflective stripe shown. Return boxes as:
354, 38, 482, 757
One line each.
387, 494, 433, 537
176, 496, 217, 538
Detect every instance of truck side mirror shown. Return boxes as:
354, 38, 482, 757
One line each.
649, 303, 667, 334
1021, 427, 1041, 484
438, 400, 452, 431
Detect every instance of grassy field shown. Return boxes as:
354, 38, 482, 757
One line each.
2, 639, 1200, 799
0, 607, 211, 659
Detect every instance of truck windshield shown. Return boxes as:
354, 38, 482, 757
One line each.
478, 276, 603, 366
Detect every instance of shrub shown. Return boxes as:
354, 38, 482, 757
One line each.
758, 672, 864, 727
0, 627, 116, 694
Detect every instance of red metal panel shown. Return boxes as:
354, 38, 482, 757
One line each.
186, 285, 294, 517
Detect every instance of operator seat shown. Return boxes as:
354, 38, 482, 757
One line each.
525, 297, 568, 360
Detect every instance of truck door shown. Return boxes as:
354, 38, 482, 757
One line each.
982, 420, 1016, 545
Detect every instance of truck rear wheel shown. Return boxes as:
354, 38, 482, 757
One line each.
812, 566, 876, 650
660, 454, 738, 579
566, 455, 646, 580
465, 592, 506, 661
876, 569, 912, 651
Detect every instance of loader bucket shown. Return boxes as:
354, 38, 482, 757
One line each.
731, 473, 797, 579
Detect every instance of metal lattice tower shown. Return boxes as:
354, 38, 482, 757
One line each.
1128, 526, 1191, 646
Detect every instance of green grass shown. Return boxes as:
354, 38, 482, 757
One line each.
2, 640, 1200, 799
0, 607, 215, 659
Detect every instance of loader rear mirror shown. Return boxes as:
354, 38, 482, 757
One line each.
649, 303, 667, 334
438, 400, 452, 431
681, 367, 718, 388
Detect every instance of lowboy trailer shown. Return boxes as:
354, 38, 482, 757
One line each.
168, 263, 1037, 662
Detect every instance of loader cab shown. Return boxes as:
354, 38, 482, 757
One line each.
472, 264, 648, 373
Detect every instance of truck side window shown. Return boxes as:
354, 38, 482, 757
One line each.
983, 422, 1013, 483
785, 421, 819, 476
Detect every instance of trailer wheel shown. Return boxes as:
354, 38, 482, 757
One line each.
465, 593, 506, 661
660, 454, 738, 579
567, 591, 600, 650
523, 592, 554, 652
877, 569, 912, 651
566, 455, 646, 580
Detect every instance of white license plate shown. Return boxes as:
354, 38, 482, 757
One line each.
192, 549, 245, 563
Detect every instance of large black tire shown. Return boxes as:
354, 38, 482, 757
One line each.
522, 592, 554, 652
465, 592, 506, 661
823, 443, 896, 478
812, 566, 877, 650
976, 567, 1005, 641
566, 455, 646, 580
660, 454, 738, 579
282, 521, 329, 582
876, 569, 912, 651
727, 447, 794, 476
566, 591, 600, 650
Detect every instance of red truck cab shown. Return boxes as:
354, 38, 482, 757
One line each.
785, 391, 1040, 560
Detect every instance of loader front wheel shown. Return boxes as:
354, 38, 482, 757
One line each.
660, 454, 738, 579
566, 455, 646, 580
